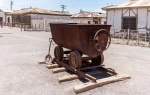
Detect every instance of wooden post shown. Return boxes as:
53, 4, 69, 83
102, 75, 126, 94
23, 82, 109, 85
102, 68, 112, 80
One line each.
127, 29, 130, 45
137, 30, 139, 45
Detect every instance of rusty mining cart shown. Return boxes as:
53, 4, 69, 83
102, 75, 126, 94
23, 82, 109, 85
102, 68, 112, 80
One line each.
40, 23, 130, 94
50, 23, 111, 68
46, 23, 117, 80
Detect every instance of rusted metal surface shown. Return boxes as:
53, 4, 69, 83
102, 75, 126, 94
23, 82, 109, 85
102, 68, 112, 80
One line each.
91, 53, 104, 66
50, 23, 111, 58
54, 46, 64, 61
69, 51, 82, 69
49, 23, 113, 82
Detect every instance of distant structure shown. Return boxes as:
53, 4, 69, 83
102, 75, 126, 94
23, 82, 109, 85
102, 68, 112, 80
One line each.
10, 0, 14, 10
79, 9, 91, 14
92, 9, 106, 14
0, 9, 13, 25
5, 8, 72, 31
0, 6, 107, 31
71, 9, 106, 24
60, 5, 66, 13
79, 9, 106, 14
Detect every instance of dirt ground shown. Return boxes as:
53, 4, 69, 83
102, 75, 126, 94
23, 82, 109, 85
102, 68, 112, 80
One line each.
0, 27, 150, 95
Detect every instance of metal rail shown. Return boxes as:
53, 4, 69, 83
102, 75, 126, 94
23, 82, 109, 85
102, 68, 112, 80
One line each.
55, 59, 117, 83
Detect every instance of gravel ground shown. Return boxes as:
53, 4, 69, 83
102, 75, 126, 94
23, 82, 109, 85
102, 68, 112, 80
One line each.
0, 27, 150, 95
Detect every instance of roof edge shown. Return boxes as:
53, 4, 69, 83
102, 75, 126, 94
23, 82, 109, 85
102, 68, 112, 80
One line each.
103, 5, 150, 10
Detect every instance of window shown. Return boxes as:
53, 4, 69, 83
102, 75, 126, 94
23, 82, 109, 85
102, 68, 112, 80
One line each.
94, 21, 98, 24
122, 17, 137, 30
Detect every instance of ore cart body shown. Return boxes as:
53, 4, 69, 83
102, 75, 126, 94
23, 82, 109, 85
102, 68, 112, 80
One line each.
50, 23, 111, 69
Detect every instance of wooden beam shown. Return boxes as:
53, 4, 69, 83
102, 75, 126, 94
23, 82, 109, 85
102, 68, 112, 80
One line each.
73, 74, 131, 94
46, 64, 59, 69
121, 9, 123, 29
131, 9, 137, 16
146, 8, 148, 28
113, 9, 115, 28
137, 8, 138, 30
57, 75, 79, 83
123, 9, 129, 16
38, 60, 45, 64
52, 67, 66, 73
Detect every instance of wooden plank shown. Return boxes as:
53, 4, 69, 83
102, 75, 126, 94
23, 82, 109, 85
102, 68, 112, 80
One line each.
57, 75, 79, 83
52, 67, 66, 73
73, 74, 131, 94
38, 60, 45, 64
46, 64, 59, 69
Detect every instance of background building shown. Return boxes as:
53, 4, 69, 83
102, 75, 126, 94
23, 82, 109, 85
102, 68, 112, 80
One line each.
0, 9, 13, 25
102, 0, 150, 31
72, 9, 106, 24
71, 13, 106, 24
7, 8, 73, 31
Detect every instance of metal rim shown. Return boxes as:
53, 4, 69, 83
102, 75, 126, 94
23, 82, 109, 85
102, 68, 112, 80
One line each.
54, 46, 64, 61
69, 51, 82, 69
94, 29, 111, 52
91, 53, 104, 66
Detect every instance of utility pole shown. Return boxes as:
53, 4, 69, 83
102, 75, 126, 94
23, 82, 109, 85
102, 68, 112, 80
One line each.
10, 0, 14, 10
60, 5, 66, 13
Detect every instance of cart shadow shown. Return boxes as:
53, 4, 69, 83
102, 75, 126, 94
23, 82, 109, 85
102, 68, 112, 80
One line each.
66, 69, 113, 83
63, 60, 114, 83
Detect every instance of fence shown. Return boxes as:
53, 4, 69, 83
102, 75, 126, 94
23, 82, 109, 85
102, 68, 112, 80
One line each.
1, 18, 96, 32
110, 29, 150, 47
24, 24, 44, 31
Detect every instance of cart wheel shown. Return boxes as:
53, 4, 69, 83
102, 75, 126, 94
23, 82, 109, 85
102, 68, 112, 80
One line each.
69, 51, 82, 69
91, 53, 104, 66
94, 29, 111, 52
54, 46, 64, 61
